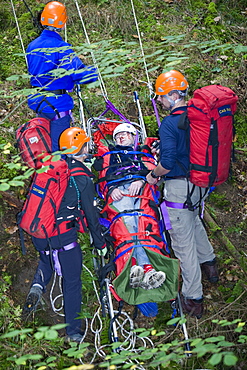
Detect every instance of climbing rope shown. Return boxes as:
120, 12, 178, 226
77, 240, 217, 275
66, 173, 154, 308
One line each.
49, 258, 156, 363
50, 273, 64, 316
72, 0, 148, 139
130, 0, 152, 91
130, 0, 161, 126
73, 0, 108, 100
10, 0, 28, 67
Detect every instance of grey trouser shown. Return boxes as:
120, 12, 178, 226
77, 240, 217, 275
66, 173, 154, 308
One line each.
164, 179, 215, 299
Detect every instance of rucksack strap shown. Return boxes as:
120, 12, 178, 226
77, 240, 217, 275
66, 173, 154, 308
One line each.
208, 118, 219, 187
174, 110, 190, 130
18, 226, 26, 255
17, 212, 26, 255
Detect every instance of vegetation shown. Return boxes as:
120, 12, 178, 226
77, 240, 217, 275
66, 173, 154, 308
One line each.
0, 0, 247, 369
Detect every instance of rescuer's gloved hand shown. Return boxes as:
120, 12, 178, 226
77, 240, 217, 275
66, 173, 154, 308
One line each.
97, 247, 108, 257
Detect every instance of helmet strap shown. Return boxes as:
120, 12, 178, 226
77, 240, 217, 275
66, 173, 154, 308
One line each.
165, 94, 183, 110
73, 153, 88, 159
45, 26, 62, 32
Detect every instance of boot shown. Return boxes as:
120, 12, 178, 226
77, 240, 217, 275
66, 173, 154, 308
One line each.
66, 331, 85, 343
201, 258, 219, 283
181, 295, 203, 319
130, 265, 144, 288
22, 285, 43, 315
141, 269, 166, 290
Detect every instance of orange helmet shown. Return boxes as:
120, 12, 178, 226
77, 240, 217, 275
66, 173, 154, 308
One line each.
155, 70, 189, 96
59, 127, 90, 155
41, 1, 67, 29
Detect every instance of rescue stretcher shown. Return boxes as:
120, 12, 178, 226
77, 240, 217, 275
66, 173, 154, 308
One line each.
86, 109, 180, 346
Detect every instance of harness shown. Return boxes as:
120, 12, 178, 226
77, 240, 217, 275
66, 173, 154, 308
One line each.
41, 242, 78, 276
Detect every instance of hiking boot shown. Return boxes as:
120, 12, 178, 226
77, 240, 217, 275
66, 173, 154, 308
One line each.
201, 258, 219, 283
130, 265, 144, 288
22, 285, 43, 315
181, 295, 203, 319
66, 332, 85, 343
141, 269, 166, 290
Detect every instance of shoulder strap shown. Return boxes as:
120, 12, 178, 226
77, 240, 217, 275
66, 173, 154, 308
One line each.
70, 167, 91, 177
177, 111, 190, 130
171, 109, 186, 116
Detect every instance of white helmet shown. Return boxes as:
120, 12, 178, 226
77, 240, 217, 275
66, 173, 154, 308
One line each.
113, 123, 137, 139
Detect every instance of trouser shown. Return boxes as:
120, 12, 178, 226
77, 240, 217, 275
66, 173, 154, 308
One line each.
32, 242, 83, 336
112, 183, 151, 267
38, 112, 72, 152
164, 179, 215, 299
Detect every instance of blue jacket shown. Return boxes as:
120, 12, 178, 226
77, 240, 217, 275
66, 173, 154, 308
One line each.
26, 29, 98, 114
159, 106, 190, 179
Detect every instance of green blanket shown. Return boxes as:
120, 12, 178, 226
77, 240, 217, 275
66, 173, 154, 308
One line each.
113, 248, 179, 305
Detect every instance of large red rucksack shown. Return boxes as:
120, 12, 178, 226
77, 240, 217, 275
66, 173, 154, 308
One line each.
178, 84, 238, 188
16, 117, 52, 168
18, 155, 88, 253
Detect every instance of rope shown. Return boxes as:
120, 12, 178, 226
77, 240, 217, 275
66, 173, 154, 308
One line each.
130, 0, 153, 97
73, 0, 108, 99
49, 260, 156, 365
89, 307, 155, 366
130, 0, 161, 126
50, 273, 64, 316
10, 0, 28, 67
130, 0, 150, 85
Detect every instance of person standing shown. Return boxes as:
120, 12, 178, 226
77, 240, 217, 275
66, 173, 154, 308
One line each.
26, 1, 98, 152
23, 127, 106, 342
146, 70, 219, 318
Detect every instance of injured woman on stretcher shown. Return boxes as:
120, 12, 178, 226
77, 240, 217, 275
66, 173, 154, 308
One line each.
92, 120, 179, 306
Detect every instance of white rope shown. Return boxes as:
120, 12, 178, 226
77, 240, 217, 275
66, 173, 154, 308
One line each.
10, 0, 28, 67
50, 273, 64, 316
64, 22, 67, 43
73, 0, 108, 99
89, 307, 155, 365
47, 257, 157, 367
130, 0, 152, 92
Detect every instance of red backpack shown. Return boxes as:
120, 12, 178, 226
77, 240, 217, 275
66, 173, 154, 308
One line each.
18, 155, 88, 253
16, 117, 52, 168
178, 84, 238, 188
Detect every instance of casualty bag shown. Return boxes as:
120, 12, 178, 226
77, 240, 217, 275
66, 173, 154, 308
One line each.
182, 84, 238, 188
16, 117, 52, 168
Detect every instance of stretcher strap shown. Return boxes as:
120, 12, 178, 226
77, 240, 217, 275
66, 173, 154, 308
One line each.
111, 211, 157, 224
104, 174, 146, 190
114, 244, 161, 262
102, 149, 154, 159
109, 284, 122, 302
